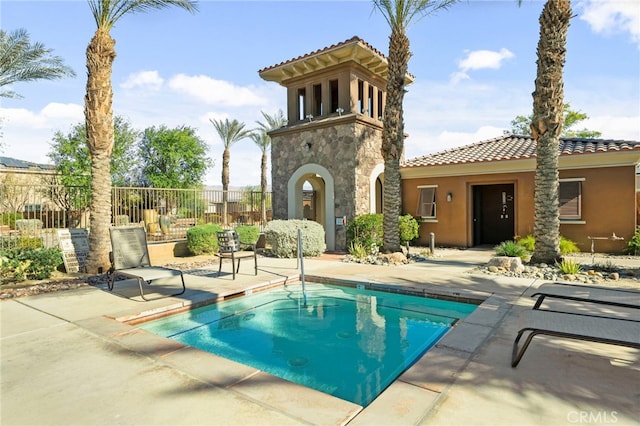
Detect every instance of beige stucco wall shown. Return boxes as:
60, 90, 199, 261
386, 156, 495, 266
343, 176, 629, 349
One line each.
402, 164, 636, 253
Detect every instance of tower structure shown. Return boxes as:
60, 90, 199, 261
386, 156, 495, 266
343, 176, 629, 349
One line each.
259, 36, 413, 251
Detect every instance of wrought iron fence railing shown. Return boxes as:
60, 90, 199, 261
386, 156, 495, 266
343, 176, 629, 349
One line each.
0, 184, 272, 248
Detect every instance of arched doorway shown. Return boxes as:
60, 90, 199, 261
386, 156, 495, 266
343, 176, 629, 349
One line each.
287, 163, 335, 251
369, 163, 384, 214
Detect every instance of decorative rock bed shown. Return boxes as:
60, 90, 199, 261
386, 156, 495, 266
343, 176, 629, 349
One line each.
475, 256, 640, 286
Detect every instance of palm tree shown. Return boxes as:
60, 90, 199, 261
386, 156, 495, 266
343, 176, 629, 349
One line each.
529, 0, 572, 264
0, 28, 76, 99
372, 0, 457, 253
84, 0, 197, 274
210, 118, 251, 225
253, 110, 286, 226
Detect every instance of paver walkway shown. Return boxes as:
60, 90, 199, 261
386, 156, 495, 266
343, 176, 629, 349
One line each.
1, 248, 639, 425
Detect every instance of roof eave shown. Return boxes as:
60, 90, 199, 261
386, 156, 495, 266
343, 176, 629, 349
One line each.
259, 38, 414, 86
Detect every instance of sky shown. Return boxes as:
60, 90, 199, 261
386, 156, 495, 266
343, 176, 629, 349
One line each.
1, 0, 639, 188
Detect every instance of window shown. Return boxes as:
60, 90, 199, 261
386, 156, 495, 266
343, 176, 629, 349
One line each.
297, 88, 306, 121
329, 80, 339, 113
417, 186, 437, 218
377, 91, 384, 120
313, 84, 322, 117
357, 80, 364, 113
367, 86, 374, 117
559, 179, 582, 220
24, 203, 41, 213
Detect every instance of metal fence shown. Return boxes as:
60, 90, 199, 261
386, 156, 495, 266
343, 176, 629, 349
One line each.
0, 184, 272, 248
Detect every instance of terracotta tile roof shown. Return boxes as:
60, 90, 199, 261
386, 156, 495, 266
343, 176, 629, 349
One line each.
259, 36, 374, 74
402, 135, 640, 168
258, 36, 415, 82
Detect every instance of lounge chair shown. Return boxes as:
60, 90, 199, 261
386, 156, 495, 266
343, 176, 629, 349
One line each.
108, 226, 186, 301
531, 282, 640, 310
511, 309, 640, 367
216, 230, 258, 280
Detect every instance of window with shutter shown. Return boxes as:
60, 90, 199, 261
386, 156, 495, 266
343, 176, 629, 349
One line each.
559, 180, 582, 220
417, 186, 437, 218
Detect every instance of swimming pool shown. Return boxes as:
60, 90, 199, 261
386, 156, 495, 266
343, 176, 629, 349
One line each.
139, 283, 477, 406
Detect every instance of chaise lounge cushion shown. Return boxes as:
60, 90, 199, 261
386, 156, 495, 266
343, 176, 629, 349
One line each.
511, 309, 640, 367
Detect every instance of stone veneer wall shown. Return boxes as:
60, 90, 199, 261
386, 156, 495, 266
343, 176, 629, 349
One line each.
271, 118, 383, 251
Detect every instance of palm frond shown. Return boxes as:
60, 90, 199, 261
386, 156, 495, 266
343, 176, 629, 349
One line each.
210, 118, 251, 149
0, 28, 76, 97
88, 0, 198, 29
249, 130, 270, 153
372, 0, 458, 31
256, 109, 287, 132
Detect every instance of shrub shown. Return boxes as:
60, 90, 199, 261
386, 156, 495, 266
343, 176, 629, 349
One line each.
0, 247, 63, 283
515, 234, 580, 255
495, 240, 530, 261
0, 212, 23, 229
624, 226, 640, 255
348, 241, 369, 260
14, 219, 43, 232
347, 214, 383, 250
264, 220, 325, 258
0, 236, 43, 250
556, 258, 583, 274
235, 225, 261, 250
347, 213, 419, 249
398, 214, 419, 245
516, 234, 535, 252
559, 236, 580, 254
186, 223, 223, 255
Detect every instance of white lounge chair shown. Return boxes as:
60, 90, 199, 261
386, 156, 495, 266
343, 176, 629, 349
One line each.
511, 309, 640, 367
108, 226, 186, 301
531, 282, 640, 310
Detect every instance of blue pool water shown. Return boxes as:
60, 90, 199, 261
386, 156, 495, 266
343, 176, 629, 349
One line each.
139, 283, 477, 406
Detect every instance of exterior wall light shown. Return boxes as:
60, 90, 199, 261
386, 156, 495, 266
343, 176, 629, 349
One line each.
446, 193, 453, 202
336, 107, 344, 116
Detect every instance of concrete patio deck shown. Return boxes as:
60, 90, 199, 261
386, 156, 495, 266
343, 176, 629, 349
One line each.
2, 248, 639, 425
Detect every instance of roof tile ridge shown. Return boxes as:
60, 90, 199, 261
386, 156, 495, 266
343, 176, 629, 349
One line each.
259, 36, 371, 73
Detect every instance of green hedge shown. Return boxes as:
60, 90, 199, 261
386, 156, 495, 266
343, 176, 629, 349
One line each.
1, 247, 63, 283
0, 213, 23, 229
235, 225, 261, 250
347, 214, 383, 251
264, 220, 325, 258
186, 223, 224, 255
347, 213, 420, 250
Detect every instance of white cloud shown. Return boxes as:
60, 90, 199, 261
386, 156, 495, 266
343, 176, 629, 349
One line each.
120, 70, 164, 90
450, 48, 515, 83
582, 116, 640, 140
577, 0, 640, 46
168, 74, 268, 107
40, 103, 84, 121
449, 71, 471, 85
458, 48, 515, 72
1, 103, 83, 128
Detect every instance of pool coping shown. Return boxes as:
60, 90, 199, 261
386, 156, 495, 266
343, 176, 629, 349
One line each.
99, 273, 507, 425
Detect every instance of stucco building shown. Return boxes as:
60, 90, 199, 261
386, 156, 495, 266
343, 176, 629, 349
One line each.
401, 136, 640, 253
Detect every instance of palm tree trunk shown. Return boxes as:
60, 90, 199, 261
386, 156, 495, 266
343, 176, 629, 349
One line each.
381, 29, 410, 253
530, 0, 571, 264
84, 28, 115, 274
222, 147, 230, 226
260, 150, 267, 226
